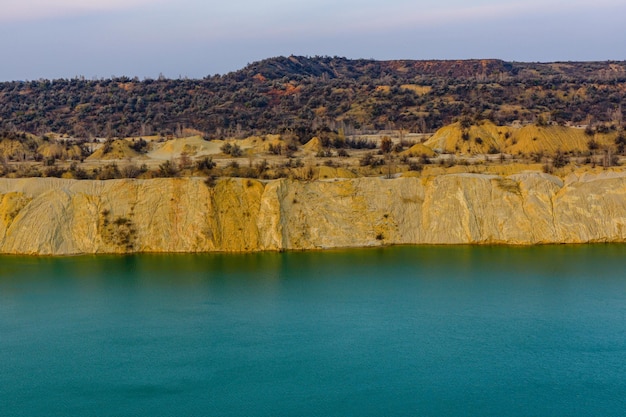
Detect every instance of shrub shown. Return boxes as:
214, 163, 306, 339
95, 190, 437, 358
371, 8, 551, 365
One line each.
204, 175, 217, 188
316, 149, 333, 158
552, 150, 569, 168
157, 160, 179, 177
44, 166, 66, 178
220, 142, 232, 154
615, 135, 626, 154
587, 139, 599, 151
268, 143, 282, 155
196, 156, 216, 171
419, 154, 431, 165
230, 144, 243, 157
178, 152, 193, 170
256, 159, 269, 176
408, 162, 423, 172
69, 162, 90, 179
121, 163, 146, 178
96, 163, 122, 180
380, 136, 393, 153
359, 153, 373, 166
130, 138, 148, 153
345, 138, 376, 149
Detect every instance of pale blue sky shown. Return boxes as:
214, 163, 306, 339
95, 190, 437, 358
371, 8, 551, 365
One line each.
1, 0, 624, 81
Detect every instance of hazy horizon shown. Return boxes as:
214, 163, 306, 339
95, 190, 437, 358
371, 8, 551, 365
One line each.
1, 0, 625, 82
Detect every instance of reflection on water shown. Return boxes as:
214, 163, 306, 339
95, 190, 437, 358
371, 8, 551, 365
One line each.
1, 245, 626, 417
4, 243, 626, 286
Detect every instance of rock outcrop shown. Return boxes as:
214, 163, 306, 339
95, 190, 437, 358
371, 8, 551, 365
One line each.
1, 172, 626, 255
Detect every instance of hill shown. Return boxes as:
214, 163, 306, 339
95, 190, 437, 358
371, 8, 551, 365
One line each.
0, 56, 624, 140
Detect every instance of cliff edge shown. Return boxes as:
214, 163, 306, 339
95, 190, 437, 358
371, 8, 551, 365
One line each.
1, 172, 626, 255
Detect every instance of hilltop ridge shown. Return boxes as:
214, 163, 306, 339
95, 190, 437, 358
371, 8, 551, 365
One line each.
236, 56, 513, 80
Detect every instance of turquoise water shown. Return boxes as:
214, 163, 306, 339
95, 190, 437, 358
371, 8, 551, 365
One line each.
1, 245, 626, 416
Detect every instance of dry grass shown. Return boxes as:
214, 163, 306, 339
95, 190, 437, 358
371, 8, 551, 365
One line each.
400, 84, 432, 95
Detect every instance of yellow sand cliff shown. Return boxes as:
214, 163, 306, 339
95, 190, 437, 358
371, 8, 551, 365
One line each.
1, 173, 626, 255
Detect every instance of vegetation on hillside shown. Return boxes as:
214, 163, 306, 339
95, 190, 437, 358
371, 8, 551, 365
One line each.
0, 56, 624, 140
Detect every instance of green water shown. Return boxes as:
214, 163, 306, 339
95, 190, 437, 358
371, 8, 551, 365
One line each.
1, 245, 626, 416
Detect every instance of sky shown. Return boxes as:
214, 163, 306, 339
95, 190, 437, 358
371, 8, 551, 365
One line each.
0, 0, 625, 81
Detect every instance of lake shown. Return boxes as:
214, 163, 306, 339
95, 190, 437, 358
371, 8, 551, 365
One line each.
1, 245, 625, 416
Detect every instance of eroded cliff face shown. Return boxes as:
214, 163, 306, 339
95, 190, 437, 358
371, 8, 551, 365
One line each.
1, 172, 626, 255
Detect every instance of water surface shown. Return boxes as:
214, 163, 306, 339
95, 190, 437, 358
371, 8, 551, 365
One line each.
1, 245, 626, 416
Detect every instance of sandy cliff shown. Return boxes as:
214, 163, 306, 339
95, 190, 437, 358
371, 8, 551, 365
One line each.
1, 172, 626, 255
